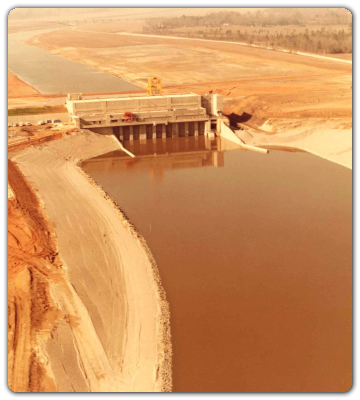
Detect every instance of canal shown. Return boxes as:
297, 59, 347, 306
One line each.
82, 137, 352, 392
8, 29, 141, 94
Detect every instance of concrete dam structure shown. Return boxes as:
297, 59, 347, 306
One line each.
66, 93, 224, 141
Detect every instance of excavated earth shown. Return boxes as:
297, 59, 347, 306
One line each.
8, 22, 352, 392
8, 130, 172, 392
24, 28, 352, 167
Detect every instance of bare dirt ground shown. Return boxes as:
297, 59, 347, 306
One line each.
325, 53, 352, 60
236, 118, 352, 169
76, 19, 145, 34
8, 127, 76, 392
16, 26, 352, 168
8, 158, 62, 392
7, 68, 144, 108
9, 130, 172, 392
8, 20, 67, 34
8, 130, 63, 152
28, 28, 352, 86
8, 70, 40, 98
8, 70, 54, 106
8, 19, 352, 391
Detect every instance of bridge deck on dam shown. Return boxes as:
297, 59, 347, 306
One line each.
66, 93, 223, 140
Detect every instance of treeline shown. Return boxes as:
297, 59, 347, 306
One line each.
144, 26, 352, 54
144, 9, 352, 29
143, 10, 352, 54
204, 27, 351, 54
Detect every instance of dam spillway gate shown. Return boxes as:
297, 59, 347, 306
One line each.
66, 92, 224, 141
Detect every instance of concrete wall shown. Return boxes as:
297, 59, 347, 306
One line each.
219, 121, 243, 145
201, 94, 224, 116
107, 121, 206, 141
90, 127, 115, 135
219, 121, 268, 154
67, 95, 208, 130
67, 94, 202, 117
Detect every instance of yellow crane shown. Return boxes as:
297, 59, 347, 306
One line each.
146, 77, 162, 96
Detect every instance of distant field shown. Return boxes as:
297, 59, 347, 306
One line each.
26, 27, 352, 123
30, 28, 351, 83
8, 105, 66, 116
76, 19, 145, 34
171, 24, 351, 35
325, 53, 352, 60
9, 12, 352, 126
8, 20, 67, 34
72, 21, 351, 38
145, 24, 352, 55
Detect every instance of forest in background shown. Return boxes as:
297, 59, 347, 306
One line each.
143, 9, 352, 54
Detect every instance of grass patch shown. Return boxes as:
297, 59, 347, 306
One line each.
8, 105, 66, 116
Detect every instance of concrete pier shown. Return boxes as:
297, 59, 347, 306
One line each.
66, 93, 224, 141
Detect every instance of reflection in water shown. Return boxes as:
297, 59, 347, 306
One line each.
87, 137, 228, 176
82, 138, 352, 393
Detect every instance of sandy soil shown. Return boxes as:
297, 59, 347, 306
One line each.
235, 118, 352, 169
11, 24, 351, 167
8, 70, 53, 106
9, 131, 64, 150
8, 20, 68, 34
325, 53, 352, 60
26, 28, 352, 145
163, 74, 351, 168
8, 19, 352, 391
77, 20, 145, 34
9, 130, 171, 392
8, 70, 41, 98
8, 159, 62, 392
27, 28, 352, 87
15, 26, 352, 169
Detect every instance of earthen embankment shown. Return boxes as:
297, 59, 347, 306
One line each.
9, 130, 172, 392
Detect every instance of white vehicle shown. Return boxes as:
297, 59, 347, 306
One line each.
38, 120, 44, 125
13, 122, 18, 127
19, 122, 23, 127
25, 122, 31, 126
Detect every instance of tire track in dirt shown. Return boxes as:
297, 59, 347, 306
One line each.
9, 130, 172, 392
8, 144, 128, 392
8, 160, 62, 392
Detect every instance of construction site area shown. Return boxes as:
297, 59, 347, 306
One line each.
8, 7, 352, 394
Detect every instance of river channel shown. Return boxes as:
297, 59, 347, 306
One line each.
82, 137, 352, 392
8, 29, 141, 94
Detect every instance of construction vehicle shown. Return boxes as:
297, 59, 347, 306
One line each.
123, 111, 134, 123
146, 77, 162, 96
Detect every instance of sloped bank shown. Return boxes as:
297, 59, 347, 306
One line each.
9, 130, 172, 392
236, 118, 352, 169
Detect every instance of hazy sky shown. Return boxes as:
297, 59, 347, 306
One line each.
8, 8, 260, 21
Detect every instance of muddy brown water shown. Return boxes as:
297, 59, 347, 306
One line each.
82, 137, 352, 392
